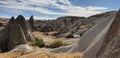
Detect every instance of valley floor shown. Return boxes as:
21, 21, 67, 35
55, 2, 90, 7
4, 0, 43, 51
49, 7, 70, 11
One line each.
32, 31, 79, 45
0, 31, 81, 58
0, 50, 82, 58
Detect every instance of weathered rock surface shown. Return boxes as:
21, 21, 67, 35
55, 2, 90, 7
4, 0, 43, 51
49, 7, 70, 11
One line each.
63, 12, 114, 38
82, 10, 120, 58
11, 44, 32, 52
0, 15, 35, 52
51, 11, 117, 54
15, 15, 34, 41
28, 15, 35, 31
96, 9, 120, 58
68, 12, 116, 53
7, 16, 26, 50
38, 12, 115, 38
81, 10, 120, 58
0, 27, 8, 52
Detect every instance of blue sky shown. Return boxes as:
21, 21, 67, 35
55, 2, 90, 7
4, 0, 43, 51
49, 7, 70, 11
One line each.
0, 0, 119, 20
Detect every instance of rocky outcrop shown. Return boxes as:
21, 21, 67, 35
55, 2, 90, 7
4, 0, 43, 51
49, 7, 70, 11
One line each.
33, 11, 116, 38
56, 16, 84, 35
51, 11, 117, 53
81, 10, 120, 58
96, 9, 120, 58
7, 16, 27, 50
16, 15, 35, 41
0, 27, 8, 52
7, 15, 35, 50
0, 15, 35, 52
34, 16, 84, 33
55, 12, 115, 38
28, 15, 35, 31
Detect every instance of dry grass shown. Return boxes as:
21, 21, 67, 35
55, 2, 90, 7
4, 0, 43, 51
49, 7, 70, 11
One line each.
0, 51, 82, 58
0, 46, 82, 58
32, 31, 79, 45
19, 52, 82, 58
0, 51, 23, 58
0, 46, 40, 58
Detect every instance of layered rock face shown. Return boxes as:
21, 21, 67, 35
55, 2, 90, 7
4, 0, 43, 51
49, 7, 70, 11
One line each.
0, 15, 35, 52
81, 10, 120, 58
96, 9, 120, 58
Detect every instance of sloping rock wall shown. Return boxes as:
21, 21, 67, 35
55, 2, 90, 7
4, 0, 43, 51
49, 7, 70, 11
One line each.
82, 10, 120, 58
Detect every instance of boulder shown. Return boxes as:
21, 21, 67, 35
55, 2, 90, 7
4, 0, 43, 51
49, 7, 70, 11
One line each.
73, 34, 80, 38
11, 44, 32, 52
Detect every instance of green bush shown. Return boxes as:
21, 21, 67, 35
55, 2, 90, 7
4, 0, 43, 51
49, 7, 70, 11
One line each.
50, 40, 66, 48
32, 37, 45, 47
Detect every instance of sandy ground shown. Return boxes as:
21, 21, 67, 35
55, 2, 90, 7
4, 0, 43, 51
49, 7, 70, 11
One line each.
0, 31, 81, 58
32, 31, 79, 45
0, 46, 82, 58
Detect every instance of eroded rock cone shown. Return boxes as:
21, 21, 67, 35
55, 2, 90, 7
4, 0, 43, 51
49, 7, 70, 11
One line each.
28, 15, 35, 31
16, 15, 29, 35
7, 22, 26, 50
7, 15, 35, 51
15, 15, 35, 41
0, 15, 35, 52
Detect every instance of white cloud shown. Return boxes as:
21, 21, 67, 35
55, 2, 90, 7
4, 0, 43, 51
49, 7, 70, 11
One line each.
0, 0, 107, 17
87, 6, 107, 11
58, 0, 72, 5
33, 16, 56, 20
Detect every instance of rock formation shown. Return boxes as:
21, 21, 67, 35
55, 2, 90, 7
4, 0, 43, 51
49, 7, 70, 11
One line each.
7, 16, 27, 50
0, 15, 35, 52
58, 19, 70, 34
28, 15, 35, 31
11, 44, 32, 52
0, 27, 8, 52
67, 13, 116, 53
51, 11, 117, 54
81, 10, 120, 58
95, 9, 120, 58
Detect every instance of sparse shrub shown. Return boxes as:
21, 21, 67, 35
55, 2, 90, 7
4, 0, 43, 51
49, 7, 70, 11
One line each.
43, 32, 48, 35
49, 40, 66, 48
32, 37, 45, 47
